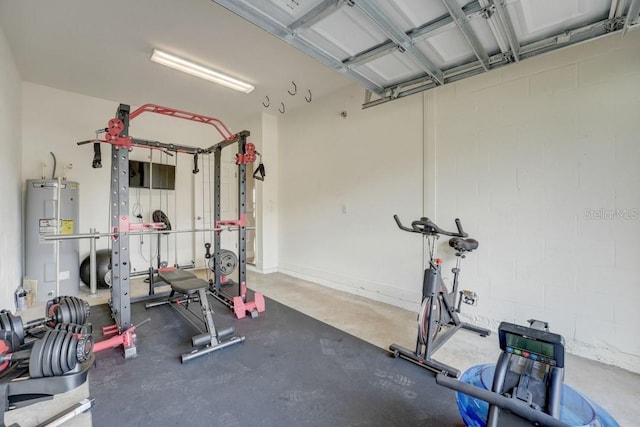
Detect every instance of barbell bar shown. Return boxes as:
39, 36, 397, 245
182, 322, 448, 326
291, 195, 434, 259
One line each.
41, 226, 256, 241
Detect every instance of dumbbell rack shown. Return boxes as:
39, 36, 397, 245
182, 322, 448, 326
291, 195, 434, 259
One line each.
0, 355, 94, 425
0, 296, 95, 426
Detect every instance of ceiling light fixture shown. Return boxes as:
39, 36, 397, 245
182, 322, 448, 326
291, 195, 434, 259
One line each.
150, 49, 254, 93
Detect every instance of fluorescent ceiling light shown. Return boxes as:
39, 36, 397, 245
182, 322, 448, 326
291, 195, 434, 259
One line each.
150, 49, 254, 93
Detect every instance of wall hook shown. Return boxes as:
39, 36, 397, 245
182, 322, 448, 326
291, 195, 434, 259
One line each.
305, 89, 312, 103
279, 102, 286, 114
288, 81, 297, 96
262, 96, 270, 108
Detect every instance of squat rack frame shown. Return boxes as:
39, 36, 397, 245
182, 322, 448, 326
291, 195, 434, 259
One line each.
79, 103, 264, 358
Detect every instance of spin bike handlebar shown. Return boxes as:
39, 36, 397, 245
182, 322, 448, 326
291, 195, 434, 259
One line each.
393, 215, 468, 238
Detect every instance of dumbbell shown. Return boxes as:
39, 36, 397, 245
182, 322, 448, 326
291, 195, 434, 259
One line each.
0, 329, 93, 378
0, 296, 90, 345
40, 296, 91, 328
29, 329, 93, 378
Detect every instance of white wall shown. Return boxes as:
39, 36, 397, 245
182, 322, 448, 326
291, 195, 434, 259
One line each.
258, 112, 279, 273
277, 32, 640, 372
278, 85, 425, 307
0, 25, 22, 308
21, 83, 240, 283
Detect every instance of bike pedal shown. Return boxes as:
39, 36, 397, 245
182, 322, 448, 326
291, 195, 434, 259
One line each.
460, 290, 478, 306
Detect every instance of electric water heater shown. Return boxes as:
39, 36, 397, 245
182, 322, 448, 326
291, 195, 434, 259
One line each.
24, 179, 80, 303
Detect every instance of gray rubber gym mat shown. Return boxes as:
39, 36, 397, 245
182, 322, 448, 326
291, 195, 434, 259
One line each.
88, 296, 461, 426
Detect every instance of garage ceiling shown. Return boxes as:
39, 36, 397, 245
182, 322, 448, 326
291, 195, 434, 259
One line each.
0, 1, 638, 123
0, 0, 354, 125
214, 0, 640, 108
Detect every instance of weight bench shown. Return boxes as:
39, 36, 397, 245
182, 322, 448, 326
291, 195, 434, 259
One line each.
146, 268, 245, 363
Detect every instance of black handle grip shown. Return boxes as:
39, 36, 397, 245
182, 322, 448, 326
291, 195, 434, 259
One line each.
192, 153, 199, 174
92, 143, 102, 169
393, 215, 416, 233
454, 218, 468, 238
436, 374, 569, 427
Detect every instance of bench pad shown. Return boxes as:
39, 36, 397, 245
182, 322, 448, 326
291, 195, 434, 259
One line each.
171, 278, 209, 295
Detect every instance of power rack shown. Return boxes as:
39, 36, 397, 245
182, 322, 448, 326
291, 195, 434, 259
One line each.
78, 103, 265, 358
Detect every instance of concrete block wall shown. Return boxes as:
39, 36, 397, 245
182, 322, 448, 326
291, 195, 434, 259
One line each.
277, 31, 640, 372
429, 31, 640, 372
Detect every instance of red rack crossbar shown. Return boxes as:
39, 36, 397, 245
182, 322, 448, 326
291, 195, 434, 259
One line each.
129, 104, 235, 141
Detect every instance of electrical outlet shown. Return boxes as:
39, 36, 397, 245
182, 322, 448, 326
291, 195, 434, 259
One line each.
341, 204, 348, 214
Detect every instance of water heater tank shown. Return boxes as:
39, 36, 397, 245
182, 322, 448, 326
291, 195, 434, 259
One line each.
24, 179, 80, 303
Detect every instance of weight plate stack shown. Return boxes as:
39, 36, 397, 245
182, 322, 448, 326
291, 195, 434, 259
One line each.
208, 249, 238, 276
50, 296, 91, 326
29, 330, 94, 379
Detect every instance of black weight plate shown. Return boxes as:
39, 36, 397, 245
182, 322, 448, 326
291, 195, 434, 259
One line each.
11, 314, 24, 345
152, 209, 172, 233
49, 333, 60, 376
40, 331, 56, 377
64, 297, 77, 324
68, 297, 81, 324
59, 331, 73, 373
50, 330, 66, 376
41, 330, 60, 377
5, 313, 14, 330
67, 297, 80, 324
71, 297, 88, 324
77, 299, 90, 324
71, 299, 81, 323
6, 312, 24, 345
29, 337, 46, 379
63, 297, 76, 323
33, 330, 54, 379
67, 335, 78, 371
0, 313, 9, 333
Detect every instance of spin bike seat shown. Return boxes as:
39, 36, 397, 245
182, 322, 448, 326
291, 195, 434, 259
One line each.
449, 237, 479, 252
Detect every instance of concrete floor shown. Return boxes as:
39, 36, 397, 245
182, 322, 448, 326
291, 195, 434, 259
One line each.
7, 270, 640, 426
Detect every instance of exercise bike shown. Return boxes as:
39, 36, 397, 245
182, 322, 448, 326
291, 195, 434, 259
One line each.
389, 215, 490, 378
